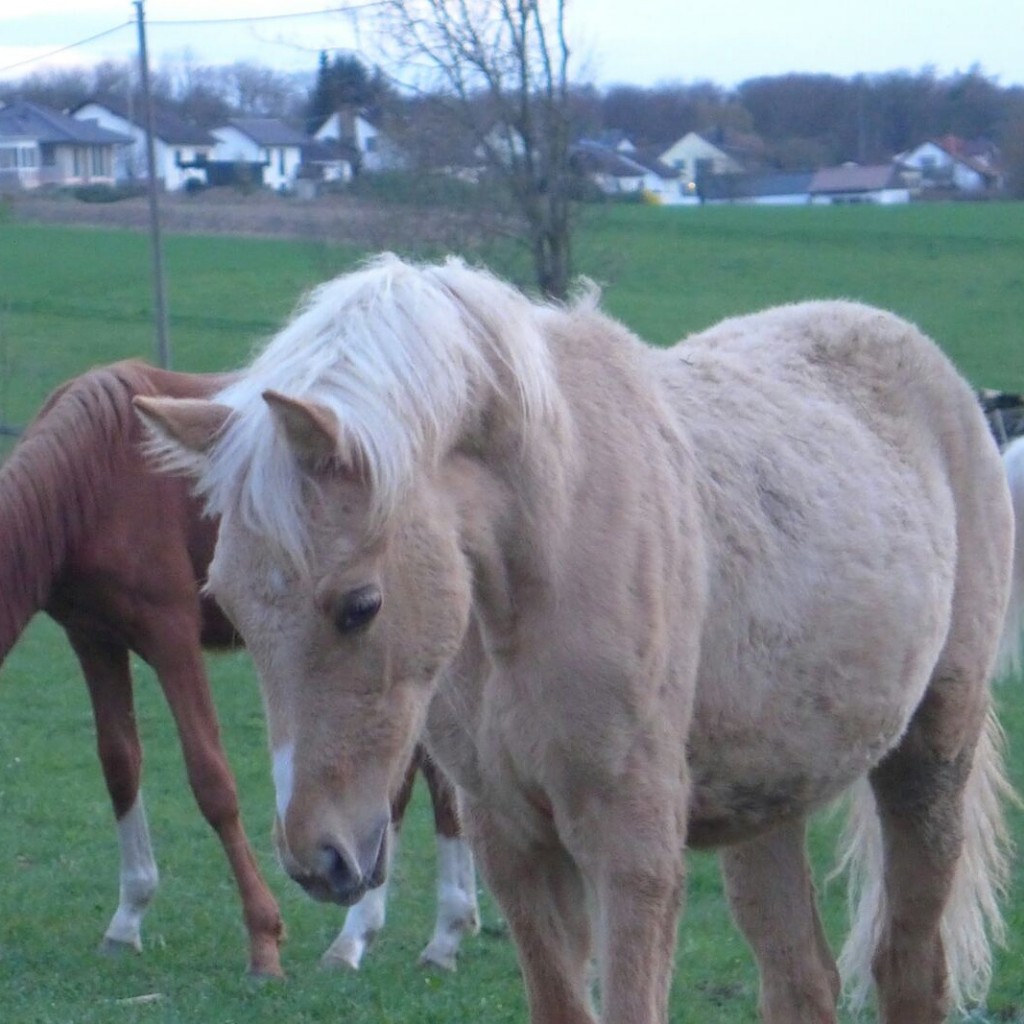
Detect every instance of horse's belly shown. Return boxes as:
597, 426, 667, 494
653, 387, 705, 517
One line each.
685, 688, 916, 849
686, 769, 848, 848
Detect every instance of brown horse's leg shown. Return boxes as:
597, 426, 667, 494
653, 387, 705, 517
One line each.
866, 683, 986, 1024
720, 818, 840, 1024
417, 748, 480, 970
148, 642, 284, 977
321, 750, 421, 969
71, 633, 159, 956
467, 798, 596, 1024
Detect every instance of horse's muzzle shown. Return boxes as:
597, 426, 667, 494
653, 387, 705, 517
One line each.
287, 815, 390, 906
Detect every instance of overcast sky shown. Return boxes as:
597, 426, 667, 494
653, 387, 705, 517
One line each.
1, 1, 1022, 90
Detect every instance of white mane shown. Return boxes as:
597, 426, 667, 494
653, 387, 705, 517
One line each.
198, 254, 561, 565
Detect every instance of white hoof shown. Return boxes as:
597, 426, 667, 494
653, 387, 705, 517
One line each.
418, 943, 458, 972
320, 935, 368, 971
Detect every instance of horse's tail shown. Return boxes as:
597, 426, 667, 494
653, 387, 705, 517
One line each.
995, 437, 1024, 680
0, 363, 153, 659
835, 705, 1014, 1014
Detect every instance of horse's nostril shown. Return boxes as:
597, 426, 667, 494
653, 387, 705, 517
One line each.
320, 844, 364, 904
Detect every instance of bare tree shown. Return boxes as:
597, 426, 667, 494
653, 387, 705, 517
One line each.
378, 0, 575, 299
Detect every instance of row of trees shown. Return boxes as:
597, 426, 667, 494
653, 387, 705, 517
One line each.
9, 54, 1022, 170
4, 1, 1024, 297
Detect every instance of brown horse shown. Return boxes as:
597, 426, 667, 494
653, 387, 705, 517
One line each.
0, 360, 478, 976
139, 254, 1016, 1024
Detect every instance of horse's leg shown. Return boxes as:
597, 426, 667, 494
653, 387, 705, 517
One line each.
417, 751, 480, 970
576, 794, 686, 1024
148, 641, 284, 977
720, 818, 840, 1024
70, 634, 159, 956
865, 684, 992, 1024
319, 748, 417, 969
467, 799, 596, 1024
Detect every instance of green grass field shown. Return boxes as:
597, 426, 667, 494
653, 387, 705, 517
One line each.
0, 204, 1022, 1022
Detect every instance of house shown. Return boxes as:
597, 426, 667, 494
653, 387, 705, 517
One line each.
657, 132, 745, 190
586, 129, 638, 155
300, 137, 357, 188
572, 140, 693, 205
70, 100, 215, 191
808, 164, 910, 205
0, 99, 131, 192
701, 171, 815, 206
897, 136, 1002, 193
210, 118, 308, 191
314, 110, 403, 173
699, 164, 910, 206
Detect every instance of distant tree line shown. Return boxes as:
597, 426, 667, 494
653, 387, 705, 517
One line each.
6, 56, 1023, 190
597, 67, 1024, 176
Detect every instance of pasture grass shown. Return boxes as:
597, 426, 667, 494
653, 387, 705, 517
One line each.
0, 204, 1023, 1021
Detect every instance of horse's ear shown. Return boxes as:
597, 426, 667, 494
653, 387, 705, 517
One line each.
133, 396, 232, 455
263, 390, 362, 477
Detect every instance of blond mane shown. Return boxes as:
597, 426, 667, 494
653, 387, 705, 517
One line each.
194, 254, 562, 566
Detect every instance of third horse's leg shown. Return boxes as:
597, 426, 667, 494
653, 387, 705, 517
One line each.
73, 634, 158, 956
418, 750, 480, 970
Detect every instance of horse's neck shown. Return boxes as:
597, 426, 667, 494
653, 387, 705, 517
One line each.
448, 320, 694, 667
0, 444, 72, 658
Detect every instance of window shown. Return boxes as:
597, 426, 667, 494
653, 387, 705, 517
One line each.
0, 146, 16, 170
278, 147, 285, 174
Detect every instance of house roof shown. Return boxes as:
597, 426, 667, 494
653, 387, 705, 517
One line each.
701, 170, 814, 200
314, 108, 379, 137
70, 100, 215, 146
0, 100, 132, 145
809, 164, 903, 194
572, 140, 676, 180
584, 129, 636, 152
225, 118, 308, 147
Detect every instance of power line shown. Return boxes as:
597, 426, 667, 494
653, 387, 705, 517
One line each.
0, 21, 133, 76
149, 4, 386, 28
0, 4, 385, 78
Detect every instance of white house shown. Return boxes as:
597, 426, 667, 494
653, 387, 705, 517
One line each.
0, 100, 131, 191
658, 132, 744, 190
314, 110, 402, 173
211, 118, 308, 191
897, 137, 1000, 193
71, 101, 215, 191
573, 140, 695, 205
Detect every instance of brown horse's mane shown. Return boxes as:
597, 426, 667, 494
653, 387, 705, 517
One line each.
0, 361, 212, 657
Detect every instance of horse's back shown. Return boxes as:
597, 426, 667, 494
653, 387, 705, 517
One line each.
1, 361, 230, 652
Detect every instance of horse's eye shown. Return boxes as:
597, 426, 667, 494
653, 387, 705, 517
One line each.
332, 584, 383, 633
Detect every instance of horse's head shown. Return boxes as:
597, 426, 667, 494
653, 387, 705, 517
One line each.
135, 391, 473, 906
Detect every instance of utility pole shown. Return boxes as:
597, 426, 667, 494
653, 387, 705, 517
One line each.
134, 0, 171, 368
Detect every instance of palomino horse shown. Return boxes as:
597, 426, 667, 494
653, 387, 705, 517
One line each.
996, 435, 1024, 680
0, 360, 478, 975
137, 255, 1014, 1024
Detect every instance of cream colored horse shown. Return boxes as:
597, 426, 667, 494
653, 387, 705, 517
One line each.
996, 435, 1024, 680
137, 255, 1014, 1024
